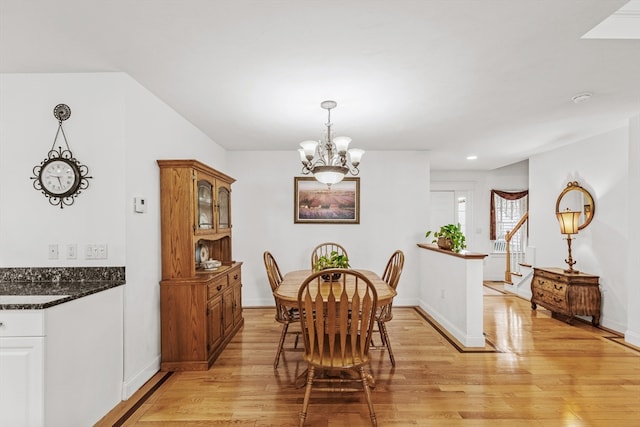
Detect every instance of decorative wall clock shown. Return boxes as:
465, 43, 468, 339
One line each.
31, 104, 92, 208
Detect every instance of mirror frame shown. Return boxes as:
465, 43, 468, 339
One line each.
555, 181, 595, 231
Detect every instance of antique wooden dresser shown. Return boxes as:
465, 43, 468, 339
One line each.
531, 267, 601, 326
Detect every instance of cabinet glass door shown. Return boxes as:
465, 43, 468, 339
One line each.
197, 180, 214, 230
217, 185, 230, 229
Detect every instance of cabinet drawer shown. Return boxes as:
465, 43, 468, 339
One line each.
0, 311, 45, 337
535, 269, 565, 282
535, 278, 567, 296
207, 276, 227, 299
533, 288, 567, 311
228, 268, 241, 288
540, 292, 567, 309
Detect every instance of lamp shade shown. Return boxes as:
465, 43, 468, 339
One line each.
299, 140, 319, 160
313, 165, 348, 185
348, 148, 365, 166
556, 209, 581, 235
333, 136, 352, 154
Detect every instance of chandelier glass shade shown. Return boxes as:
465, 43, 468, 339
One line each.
298, 100, 364, 186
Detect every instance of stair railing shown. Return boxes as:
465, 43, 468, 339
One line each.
504, 212, 529, 283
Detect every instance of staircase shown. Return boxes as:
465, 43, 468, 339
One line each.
500, 212, 535, 299
504, 258, 535, 299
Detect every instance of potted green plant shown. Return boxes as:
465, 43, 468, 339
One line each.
425, 223, 467, 253
314, 250, 350, 280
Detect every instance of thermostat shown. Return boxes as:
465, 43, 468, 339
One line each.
134, 197, 146, 213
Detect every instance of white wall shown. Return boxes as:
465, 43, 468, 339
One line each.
228, 150, 430, 309
417, 247, 485, 347
0, 72, 229, 405
626, 115, 640, 346
122, 75, 228, 397
0, 73, 126, 267
529, 127, 629, 333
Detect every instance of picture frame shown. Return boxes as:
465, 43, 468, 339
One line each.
294, 177, 360, 224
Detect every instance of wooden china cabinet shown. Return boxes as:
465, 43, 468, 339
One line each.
157, 159, 243, 371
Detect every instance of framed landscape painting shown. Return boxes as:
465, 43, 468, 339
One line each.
294, 177, 360, 224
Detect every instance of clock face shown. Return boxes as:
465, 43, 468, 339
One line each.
39, 158, 81, 197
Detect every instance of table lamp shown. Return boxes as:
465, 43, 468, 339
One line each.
556, 208, 581, 273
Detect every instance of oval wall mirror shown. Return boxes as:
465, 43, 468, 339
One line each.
555, 181, 595, 230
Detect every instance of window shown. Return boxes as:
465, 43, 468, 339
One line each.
490, 190, 528, 253
457, 195, 466, 235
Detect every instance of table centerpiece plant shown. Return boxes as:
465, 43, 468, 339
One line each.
314, 250, 350, 281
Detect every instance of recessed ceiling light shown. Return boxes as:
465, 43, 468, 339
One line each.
572, 92, 593, 104
466, 155, 477, 160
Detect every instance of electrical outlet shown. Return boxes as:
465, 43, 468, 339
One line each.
66, 244, 77, 259
97, 244, 108, 259
48, 244, 59, 260
86, 244, 108, 259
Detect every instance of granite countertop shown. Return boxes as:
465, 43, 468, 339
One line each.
0, 267, 125, 310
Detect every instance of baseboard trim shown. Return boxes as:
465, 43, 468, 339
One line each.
113, 371, 173, 427
413, 306, 499, 353
122, 356, 161, 400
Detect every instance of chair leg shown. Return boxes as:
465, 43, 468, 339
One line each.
359, 366, 377, 427
379, 321, 395, 367
274, 322, 289, 369
299, 365, 315, 427
377, 320, 387, 347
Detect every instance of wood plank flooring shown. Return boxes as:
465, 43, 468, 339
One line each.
96, 288, 640, 426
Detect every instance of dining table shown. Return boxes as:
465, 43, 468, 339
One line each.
274, 269, 397, 308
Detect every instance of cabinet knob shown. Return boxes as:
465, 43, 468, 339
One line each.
217, 285, 223, 291
233, 274, 238, 280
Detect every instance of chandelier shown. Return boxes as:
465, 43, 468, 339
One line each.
298, 100, 364, 186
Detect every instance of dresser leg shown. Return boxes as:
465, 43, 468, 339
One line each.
592, 315, 600, 326
531, 302, 537, 310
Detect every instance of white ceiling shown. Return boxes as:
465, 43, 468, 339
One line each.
1, 0, 639, 170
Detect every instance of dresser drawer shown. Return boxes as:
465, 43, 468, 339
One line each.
207, 276, 227, 299
228, 268, 241, 288
534, 269, 565, 282
534, 277, 567, 296
532, 287, 566, 309
540, 292, 567, 310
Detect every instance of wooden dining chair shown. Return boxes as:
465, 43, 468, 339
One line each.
310, 242, 348, 270
263, 251, 301, 368
297, 269, 378, 427
375, 250, 405, 366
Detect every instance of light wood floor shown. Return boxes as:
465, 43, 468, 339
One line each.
96, 287, 640, 426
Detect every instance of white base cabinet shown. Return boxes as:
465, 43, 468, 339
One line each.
0, 334, 44, 427
0, 286, 123, 427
